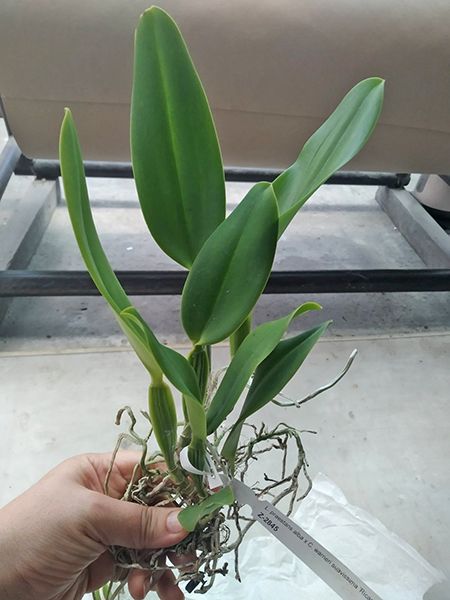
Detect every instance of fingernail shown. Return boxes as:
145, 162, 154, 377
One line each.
166, 509, 185, 533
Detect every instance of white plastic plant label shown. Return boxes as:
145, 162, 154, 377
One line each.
229, 476, 383, 600
179, 446, 223, 489
182, 474, 444, 600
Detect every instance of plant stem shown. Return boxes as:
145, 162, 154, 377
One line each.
188, 436, 207, 498
148, 382, 178, 474
178, 418, 191, 449
179, 344, 210, 449
188, 344, 210, 402
229, 314, 252, 357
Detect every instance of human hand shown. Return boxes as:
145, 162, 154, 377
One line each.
0, 452, 190, 600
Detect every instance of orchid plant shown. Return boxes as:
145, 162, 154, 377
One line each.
59, 6, 384, 596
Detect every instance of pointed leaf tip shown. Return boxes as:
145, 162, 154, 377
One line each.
274, 77, 385, 236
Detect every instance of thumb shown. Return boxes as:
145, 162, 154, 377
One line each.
89, 494, 189, 549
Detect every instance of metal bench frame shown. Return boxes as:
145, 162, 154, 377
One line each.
1, 119, 450, 303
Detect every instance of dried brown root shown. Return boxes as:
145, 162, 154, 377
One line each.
105, 408, 313, 595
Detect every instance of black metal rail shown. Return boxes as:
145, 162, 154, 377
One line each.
14, 156, 410, 189
0, 269, 449, 297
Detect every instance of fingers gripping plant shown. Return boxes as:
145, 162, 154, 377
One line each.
59, 6, 384, 596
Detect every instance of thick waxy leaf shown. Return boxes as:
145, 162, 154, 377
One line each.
241, 320, 331, 420
116, 314, 162, 380
131, 7, 225, 268
274, 78, 384, 235
206, 303, 321, 434
181, 182, 279, 345
221, 424, 243, 471
60, 109, 131, 314
60, 109, 163, 380
184, 400, 207, 441
120, 308, 206, 439
222, 321, 331, 466
121, 308, 201, 400
178, 487, 234, 532
60, 110, 205, 436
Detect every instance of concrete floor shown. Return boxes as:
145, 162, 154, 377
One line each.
1, 338, 448, 599
0, 119, 449, 599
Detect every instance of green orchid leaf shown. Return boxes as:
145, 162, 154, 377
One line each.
60, 109, 131, 314
116, 314, 162, 381
131, 6, 225, 269
120, 307, 206, 439
181, 182, 279, 345
178, 487, 234, 532
183, 399, 207, 441
274, 78, 384, 236
221, 423, 243, 471
60, 109, 205, 412
207, 302, 321, 434
60, 109, 164, 381
221, 321, 331, 467
241, 320, 331, 420
120, 307, 201, 401
121, 308, 201, 399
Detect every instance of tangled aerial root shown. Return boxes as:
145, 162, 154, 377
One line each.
104, 407, 314, 595
95, 351, 357, 599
